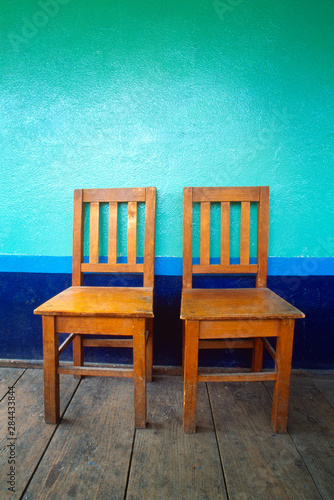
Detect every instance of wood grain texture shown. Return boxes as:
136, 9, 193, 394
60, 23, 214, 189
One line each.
220, 201, 230, 265
127, 202, 137, 264
183, 321, 199, 433
81, 262, 144, 273
72, 189, 84, 286
314, 376, 334, 408
200, 201, 210, 265
108, 201, 117, 264
272, 319, 295, 433
208, 382, 322, 500
126, 376, 227, 500
89, 202, 100, 264
34, 286, 154, 318
181, 288, 305, 320
192, 186, 260, 202
0, 367, 24, 400
43, 315, 59, 424
0, 369, 79, 499
143, 187, 156, 287
256, 186, 269, 287
281, 376, 334, 498
83, 187, 146, 202
182, 187, 193, 289
23, 377, 135, 500
240, 201, 250, 265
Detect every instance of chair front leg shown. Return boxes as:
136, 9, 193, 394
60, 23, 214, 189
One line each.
73, 334, 84, 380
272, 319, 295, 433
42, 315, 60, 424
145, 318, 153, 383
183, 320, 199, 433
133, 318, 147, 429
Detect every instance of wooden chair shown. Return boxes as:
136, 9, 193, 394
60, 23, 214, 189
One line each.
181, 187, 304, 433
34, 187, 156, 428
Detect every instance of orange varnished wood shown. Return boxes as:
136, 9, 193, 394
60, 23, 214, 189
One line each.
181, 288, 304, 320
143, 187, 157, 288
193, 186, 260, 202
83, 188, 146, 203
89, 202, 100, 263
108, 201, 118, 264
183, 320, 199, 433
199, 339, 254, 349
240, 201, 250, 265
256, 186, 269, 287
200, 202, 210, 265
193, 264, 258, 274
220, 201, 230, 265
181, 186, 305, 434
42, 316, 59, 424
182, 187, 193, 289
55, 317, 144, 335
34, 187, 156, 429
82, 338, 133, 348
128, 202, 137, 264
199, 319, 280, 339
198, 371, 277, 383
57, 365, 134, 378
81, 263, 144, 273
272, 319, 295, 432
72, 190, 84, 286
35, 286, 154, 317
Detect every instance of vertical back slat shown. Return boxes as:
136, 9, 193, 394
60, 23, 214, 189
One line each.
183, 187, 193, 289
89, 202, 100, 264
143, 187, 156, 287
72, 189, 84, 286
128, 202, 137, 264
220, 201, 230, 265
240, 202, 250, 265
256, 186, 269, 287
200, 202, 210, 265
108, 201, 118, 264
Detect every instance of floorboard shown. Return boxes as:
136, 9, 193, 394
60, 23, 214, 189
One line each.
0, 369, 79, 499
0, 369, 333, 499
23, 377, 135, 500
313, 376, 334, 409
284, 377, 334, 500
208, 381, 321, 500
0, 367, 25, 400
126, 376, 227, 500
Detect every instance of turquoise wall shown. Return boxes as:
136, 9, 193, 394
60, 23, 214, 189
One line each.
1, 0, 334, 260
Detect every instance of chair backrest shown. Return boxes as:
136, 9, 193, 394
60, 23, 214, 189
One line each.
72, 187, 156, 287
183, 186, 269, 289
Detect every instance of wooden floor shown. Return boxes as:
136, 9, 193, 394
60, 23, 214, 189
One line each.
0, 367, 333, 499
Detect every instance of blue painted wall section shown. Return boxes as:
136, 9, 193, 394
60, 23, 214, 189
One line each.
1, 0, 333, 367
1, 272, 333, 369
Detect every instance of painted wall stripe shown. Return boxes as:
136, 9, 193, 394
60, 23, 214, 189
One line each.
0, 255, 333, 276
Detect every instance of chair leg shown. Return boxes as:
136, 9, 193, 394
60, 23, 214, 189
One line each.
272, 319, 295, 433
251, 337, 264, 372
42, 316, 60, 424
73, 334, 83, 380
182, 320, 185, 378
133, 318, 147, 429
146, 318, 153, 383
183, 320, 199, 433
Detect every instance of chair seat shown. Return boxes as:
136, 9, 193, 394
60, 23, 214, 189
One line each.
181, 288, 304, 321
34, 286, 154, 318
